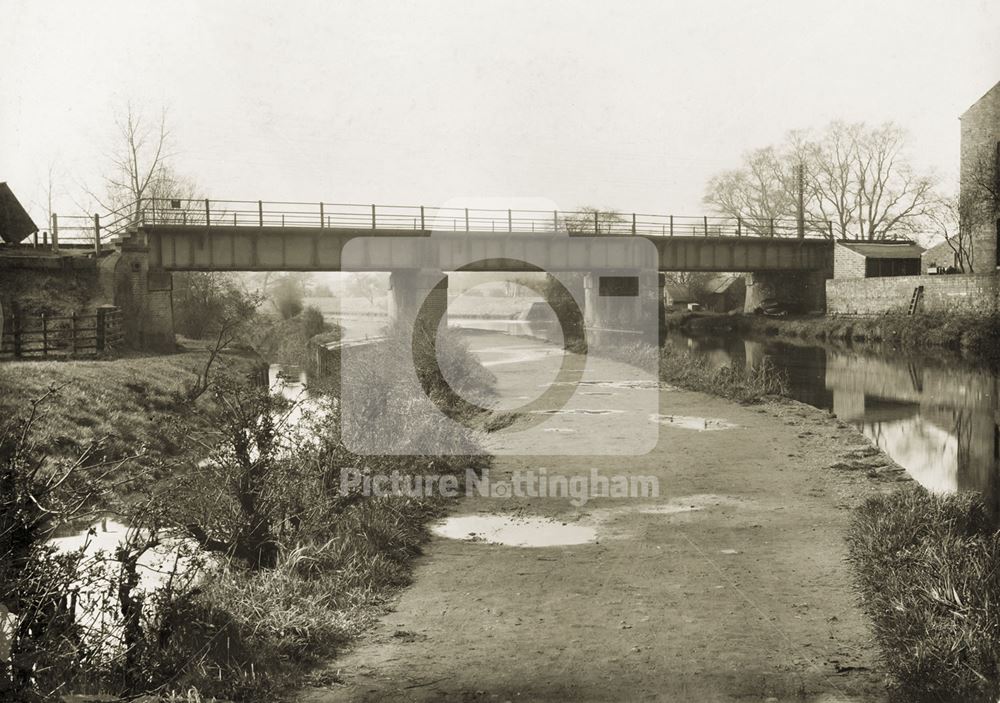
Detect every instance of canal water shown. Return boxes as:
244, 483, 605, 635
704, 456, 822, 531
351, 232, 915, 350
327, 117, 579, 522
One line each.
664, 331, 1000, 506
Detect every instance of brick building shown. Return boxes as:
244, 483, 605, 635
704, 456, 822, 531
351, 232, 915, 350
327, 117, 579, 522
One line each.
960, 80, 1000, 272
832, 241, 924, 279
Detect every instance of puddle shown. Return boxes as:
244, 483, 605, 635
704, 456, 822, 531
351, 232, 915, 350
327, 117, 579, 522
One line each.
532, 409, 625, 416
639, 494, 745, 515
545, 380, 659, 390
649, 414, 738, 431
432, 515, 597, 547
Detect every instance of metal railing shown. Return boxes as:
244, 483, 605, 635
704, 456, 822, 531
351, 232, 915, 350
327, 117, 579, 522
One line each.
127, 198, 834, 239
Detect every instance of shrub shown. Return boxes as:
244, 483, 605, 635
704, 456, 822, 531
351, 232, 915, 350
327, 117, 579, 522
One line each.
845, 486, 1000, 702
300, 305, 328, 339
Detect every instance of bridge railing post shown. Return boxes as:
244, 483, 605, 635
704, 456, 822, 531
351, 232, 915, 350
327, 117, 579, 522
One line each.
553, 210, 558, 233
669, 215, 673, 237
205, 199, 212, 228
320, 202, 325, 229
594, 210, 599, 234
93, 213, 101, 256
508, 209, 513, 233
703, 216, 709, 236
737, 217, 742, 237
371, 204, 376, 230
769, 218, 775, 237
465, 208, 470, 231
631, 213, 636, 235
420, 206, 425, 231
257, 200, 263, 228
50, 214, 59, 252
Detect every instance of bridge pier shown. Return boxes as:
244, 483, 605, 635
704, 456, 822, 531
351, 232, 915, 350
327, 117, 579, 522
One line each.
744, 270, 828, 315
583, 271, 663, 347
388, 269, 449, 338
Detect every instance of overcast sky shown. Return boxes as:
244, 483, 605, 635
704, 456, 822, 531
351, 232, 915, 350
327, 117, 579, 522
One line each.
1, 0, 998, 227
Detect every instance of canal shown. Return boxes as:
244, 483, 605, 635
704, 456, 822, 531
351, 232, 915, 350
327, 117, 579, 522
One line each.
664, 330, 1000, 507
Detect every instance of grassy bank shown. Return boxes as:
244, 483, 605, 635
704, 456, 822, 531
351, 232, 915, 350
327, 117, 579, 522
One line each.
1, 327, 495, 702
846, 486, 1000, 702
0, 350, 262, 470
593, 340, 788, 404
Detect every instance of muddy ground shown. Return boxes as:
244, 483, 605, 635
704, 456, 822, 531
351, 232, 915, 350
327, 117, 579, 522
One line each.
299, 332, 907, 703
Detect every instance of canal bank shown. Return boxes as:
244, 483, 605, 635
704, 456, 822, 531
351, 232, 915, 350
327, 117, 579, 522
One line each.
300, 331, 900, 702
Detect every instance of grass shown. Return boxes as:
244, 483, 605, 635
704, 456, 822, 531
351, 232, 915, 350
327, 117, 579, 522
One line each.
0, 351, 261, 469
590, 339, 788, 404
846, 486, 1000, 702
737, 311, 1000, 366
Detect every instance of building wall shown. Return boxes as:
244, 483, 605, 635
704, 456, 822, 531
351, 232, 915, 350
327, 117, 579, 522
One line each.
827, 273, 1000, 315
833, 244, 867, 279
922, 240, 961, 273
960, 81, 1000, 273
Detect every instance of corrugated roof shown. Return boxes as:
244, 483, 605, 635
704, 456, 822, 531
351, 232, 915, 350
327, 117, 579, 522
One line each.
837, 241, 925, 259
0, 183, 39, 243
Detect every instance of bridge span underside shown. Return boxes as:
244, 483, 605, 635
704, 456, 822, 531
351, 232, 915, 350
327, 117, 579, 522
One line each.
144, 225, 832, 273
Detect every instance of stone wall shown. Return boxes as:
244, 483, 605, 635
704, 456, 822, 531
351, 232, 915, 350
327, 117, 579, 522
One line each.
827, 273, 1000, 315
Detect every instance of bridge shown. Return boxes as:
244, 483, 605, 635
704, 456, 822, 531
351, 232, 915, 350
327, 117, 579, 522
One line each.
23, 198, 837, 349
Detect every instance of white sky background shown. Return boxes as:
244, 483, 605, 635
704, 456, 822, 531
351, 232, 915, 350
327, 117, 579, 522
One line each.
1, 0, 998, 227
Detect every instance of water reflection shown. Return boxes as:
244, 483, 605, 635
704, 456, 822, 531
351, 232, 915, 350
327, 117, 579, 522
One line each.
666, 332, 1000, 507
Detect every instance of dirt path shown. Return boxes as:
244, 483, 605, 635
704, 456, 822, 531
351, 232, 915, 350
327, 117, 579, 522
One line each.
300, 332, 900, 702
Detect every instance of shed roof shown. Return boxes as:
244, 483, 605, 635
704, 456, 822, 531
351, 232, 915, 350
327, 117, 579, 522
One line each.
0, 183, 39, 243
836, 241, 925, 259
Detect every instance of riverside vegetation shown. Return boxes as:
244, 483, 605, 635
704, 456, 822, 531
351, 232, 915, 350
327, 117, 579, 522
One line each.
0, 277, 495, 701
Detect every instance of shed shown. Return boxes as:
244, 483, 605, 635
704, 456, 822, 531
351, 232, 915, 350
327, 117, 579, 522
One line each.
0, 183, 38, 243
833, 240, 925, 279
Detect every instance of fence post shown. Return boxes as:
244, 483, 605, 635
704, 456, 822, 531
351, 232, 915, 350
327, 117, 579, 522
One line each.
93, 213, 101, 256
12, 312, 21, 358
50, 214, 59, 252
319, 202, 325, 229
371, 204, 376, 230
96, 307, 107, 353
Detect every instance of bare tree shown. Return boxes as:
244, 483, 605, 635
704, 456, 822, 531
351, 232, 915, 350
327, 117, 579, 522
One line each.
704, 146, 797, 234
562, 207, 627, 235
927, 150, 1000, 272
704, 121, 938, 240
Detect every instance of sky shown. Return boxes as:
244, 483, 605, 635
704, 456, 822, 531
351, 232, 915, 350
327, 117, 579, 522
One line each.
1, 0, 998, 228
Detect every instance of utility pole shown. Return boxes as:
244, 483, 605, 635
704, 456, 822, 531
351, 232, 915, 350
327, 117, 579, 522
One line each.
796, 162, 805, 238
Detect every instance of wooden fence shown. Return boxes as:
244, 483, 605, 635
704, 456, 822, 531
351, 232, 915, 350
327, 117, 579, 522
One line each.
0, 306, 123, 359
